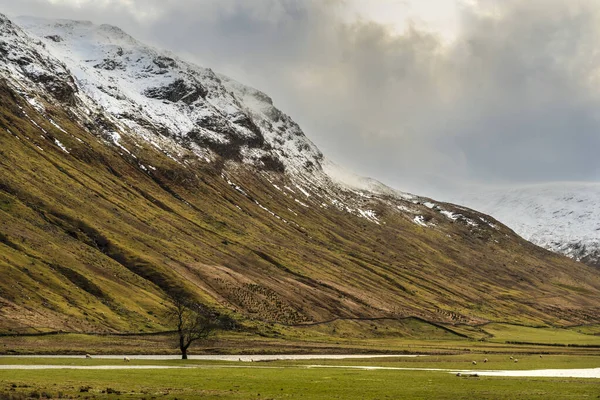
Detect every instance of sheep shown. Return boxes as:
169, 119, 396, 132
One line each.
510, 356, 514, 360
85, 354, 92, 359
124, 356, 131, 362
483, 358, 488, 363
514, 359, 519, 363
472, 361, 477, 365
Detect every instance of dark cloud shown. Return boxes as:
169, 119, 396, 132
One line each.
2, 0, 600, 198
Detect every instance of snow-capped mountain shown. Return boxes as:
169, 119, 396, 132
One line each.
450, 183, 600, 267
3, 14, 422, 223
3, 13, 597, 256
13, 16, 324, 174
2, 13, 600, 332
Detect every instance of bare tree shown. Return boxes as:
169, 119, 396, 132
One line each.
169, 296, 233, 359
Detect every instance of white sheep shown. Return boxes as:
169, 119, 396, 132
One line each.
472, 361, 477, 365
514, 359, 519, 363
124, 356, 131, 362
483, 358, 488, 363
85, 354, 92, 359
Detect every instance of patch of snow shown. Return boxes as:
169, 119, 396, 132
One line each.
48, 118, 67, 133
358, 209, 380, 225
465, 219, 478, 227
110, 131, 132, 155
224, 177, 248, 196
54, 138, 69, 153
413, 216, 428, 227
18, 105, 48, 135
295, 199, 310, 208
254, 200, 288, 223
26, 96, 45, 113
440, 210, 459, 220
479, 217, 497, 229
295, 184, 310, 198
397, 205, 417, 214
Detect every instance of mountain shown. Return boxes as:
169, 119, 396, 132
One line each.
449, 183, 600, 269
1, 14, 600, 335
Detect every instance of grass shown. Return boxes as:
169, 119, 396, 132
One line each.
570, 324, 600, 335
278, 354, 600, 370
2, 322, 600, 356
481, 323, 600, 346
0, 355, 599, 399
2, 353, 599, 369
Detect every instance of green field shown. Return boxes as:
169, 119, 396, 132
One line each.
3, 319, 600, 357
1, 322, 599, 399
481, 323, 600, 345
0, 354, 599, 400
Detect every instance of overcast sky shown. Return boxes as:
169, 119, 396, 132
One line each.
2, 0, 600, 199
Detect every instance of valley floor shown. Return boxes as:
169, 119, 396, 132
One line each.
1, 323, 599, 398
2, 321, 600, 356
0, 354, 599, 399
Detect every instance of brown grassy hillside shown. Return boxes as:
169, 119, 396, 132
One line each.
1, 79, 600, 335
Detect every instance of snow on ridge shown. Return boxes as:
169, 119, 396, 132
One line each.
10, 14, 387, 226
14, 16, 259, 151
14, 15, 328, 180
219, 75, 324, 174
2, 14, 509, 231
322, 159, 415, 200
440, 210, 459, 220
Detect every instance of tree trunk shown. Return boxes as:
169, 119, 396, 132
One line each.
179, 334, 188, 359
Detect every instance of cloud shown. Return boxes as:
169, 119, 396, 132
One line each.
3, 0, 600, 198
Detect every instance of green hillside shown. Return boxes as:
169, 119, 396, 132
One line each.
1, 78, 600, 336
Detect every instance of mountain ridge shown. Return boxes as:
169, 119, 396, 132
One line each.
1, 14, 600, 335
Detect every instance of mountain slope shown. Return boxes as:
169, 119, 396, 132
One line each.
1, 14, 600, 335
13, 16, 325, 175
451, 183, 600, 268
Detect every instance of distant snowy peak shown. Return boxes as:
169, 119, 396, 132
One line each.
452, 183, 600, 267
12, 16, 324, 174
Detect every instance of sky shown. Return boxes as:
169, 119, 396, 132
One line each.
2, 0, 600, 199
